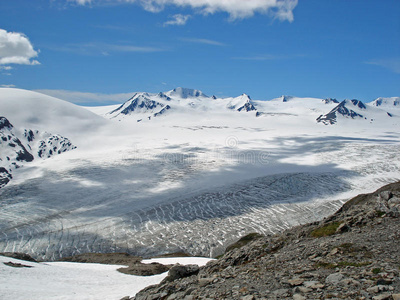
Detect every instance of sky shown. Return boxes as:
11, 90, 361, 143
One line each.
0, 0, 399, 105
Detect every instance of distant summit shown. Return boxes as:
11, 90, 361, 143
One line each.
281, 95, 294, 102
80, 86, 400, 125
323, 98, 339, 104
109, 93, 166, 117
165, 87, 208, 99
370, 97, 400, 108
227, 94, 257, 112
317, 100, 367, 125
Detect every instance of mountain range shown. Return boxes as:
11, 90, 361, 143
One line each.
86, 87, 400, 126
0, 87, 399, 262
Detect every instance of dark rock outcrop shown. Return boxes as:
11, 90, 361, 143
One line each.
118, 262, 171, 276
0, 252, 37, 262
161, 264, 200, 284
317, 99, 367, 125
132, 181, 400, 300
0, 116, 76, 188
0, 167, 12, 188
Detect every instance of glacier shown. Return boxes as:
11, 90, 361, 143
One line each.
0, 87, 399, 260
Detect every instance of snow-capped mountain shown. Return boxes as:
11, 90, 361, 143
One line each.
316, 99, 397, 125
0, 116, 76, 188
317, 99, 367, 125
0, 88, 106, 138
1, 87, 400, 263
91, 88, 400, 127
108, 93, 168, 120
0, 88, 106, 188
165, 87, 208, 99
103, 88, 260, 121
226, 94, 257, 112
370, 97, 400, 109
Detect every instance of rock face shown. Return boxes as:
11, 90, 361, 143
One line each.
110, 94, 167, 116
370, 97, 400, 108
132, 181, 400, 300
227, 94, 257, 113
118, 262, 171, 277
323, 98, 340, 104
0, 116, 76, 188
237, 99, 257, 112
317, 99, 367, 125
161, 264, 200, 284
0, 167, 12, 188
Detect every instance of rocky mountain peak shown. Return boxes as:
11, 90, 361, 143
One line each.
0, 116, 13, 130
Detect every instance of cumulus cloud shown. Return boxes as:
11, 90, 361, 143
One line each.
69, 0, 298, 22
0, 29, 40, 66
164, 14, 191, 26
35, 89, 135, 105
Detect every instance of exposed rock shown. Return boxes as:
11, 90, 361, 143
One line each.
60, 252, 141, 265
118, 262, 171, 276
132, 181, 400, 300
287, 278, 304, 286
326, 272, 345, 285
372, 294, 393, 300
161, 264, 200, 284
0, 116, 76, 188
293, 294, 307, 300
0, 252, 37, 262
3, 261, 33, 268
0, 167, 12, 188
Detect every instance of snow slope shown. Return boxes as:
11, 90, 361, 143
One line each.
0, 255, 213, 300
370, 97, 400, 109
0, 87, 399, 261
0, 88, 106, 139
0, 89, 108, 187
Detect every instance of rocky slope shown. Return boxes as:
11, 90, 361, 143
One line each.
132, 181, 400, 300
0, 116, 76, 188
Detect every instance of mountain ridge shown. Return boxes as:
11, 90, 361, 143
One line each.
79, 87, 400, 125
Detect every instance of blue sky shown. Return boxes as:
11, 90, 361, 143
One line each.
0, 0, 399, 105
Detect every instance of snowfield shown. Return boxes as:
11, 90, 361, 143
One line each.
0, 88, 399, 261
0, 255, 213, 300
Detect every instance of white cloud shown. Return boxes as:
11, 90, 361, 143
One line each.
233, 54, 282, 60
0, 29, 40, 66
164, 14, 191, 26
35, 89, 135, 105
107, 44, 163, 52
49, 42, 165, 55
181, 38, 226, 46
0, 66, 13, 70
232, 53, 304, 60
69, 0, 298, 22
0, 84, 16, 88
365, 58, 400, 74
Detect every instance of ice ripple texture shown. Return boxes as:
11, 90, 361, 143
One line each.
0, 171, 349, 260
0, 142, 399, 260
